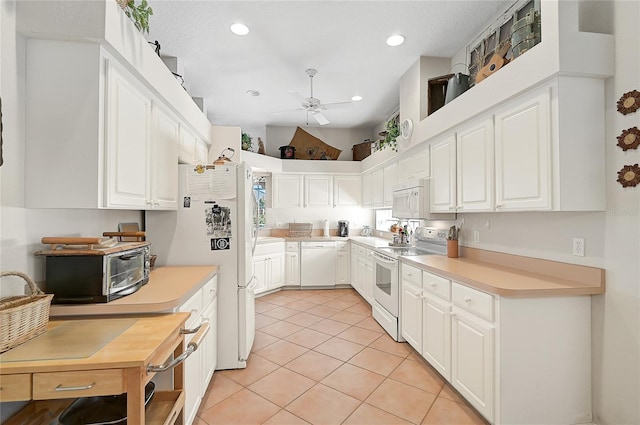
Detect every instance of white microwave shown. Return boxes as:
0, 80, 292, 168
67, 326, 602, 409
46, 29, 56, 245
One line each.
391, 179, 455, 220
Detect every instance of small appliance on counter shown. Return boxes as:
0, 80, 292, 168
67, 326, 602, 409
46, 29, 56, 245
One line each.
338, 220, 349, 237
361, 225, 372, 237
35, 237, 150, 304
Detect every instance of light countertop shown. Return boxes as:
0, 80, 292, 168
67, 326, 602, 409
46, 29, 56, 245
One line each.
49, 266, 218, 317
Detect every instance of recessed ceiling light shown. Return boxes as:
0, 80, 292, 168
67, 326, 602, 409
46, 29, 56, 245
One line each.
386, 34, 405, 47
351, 95, 363, 102
230, 23, 249, 36
246, 90, 260, 96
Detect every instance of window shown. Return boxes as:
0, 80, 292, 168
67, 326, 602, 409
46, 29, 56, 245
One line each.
253, 176, 267, 228
375, 209, 394, 232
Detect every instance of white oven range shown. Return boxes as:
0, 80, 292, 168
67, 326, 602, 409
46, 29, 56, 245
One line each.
371, 227, 448, 341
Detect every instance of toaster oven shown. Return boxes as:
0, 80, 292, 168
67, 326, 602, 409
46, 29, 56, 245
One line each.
45, 245, 150, 304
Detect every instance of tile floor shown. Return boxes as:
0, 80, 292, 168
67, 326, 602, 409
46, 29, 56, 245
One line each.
195, 288, 488, 425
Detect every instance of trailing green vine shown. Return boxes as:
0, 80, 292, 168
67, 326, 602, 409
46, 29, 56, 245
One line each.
118, 0, 153, 34
376, 116, 399, 152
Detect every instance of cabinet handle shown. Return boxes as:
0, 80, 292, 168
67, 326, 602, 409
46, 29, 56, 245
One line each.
450, 311, 456, 317
181, 323, 202, 334
55, 382, 96, 392
148, 323, 209, 373
464, 297, 472, 303
146, 201, 153, 206
457, 205, 463, 210
449, 206, 454, 211
431, 283, 437, 289
496, 204, 502, 209
153, 201, 160, 207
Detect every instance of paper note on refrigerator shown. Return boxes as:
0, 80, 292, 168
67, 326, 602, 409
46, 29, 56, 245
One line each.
185, 167, 236, 199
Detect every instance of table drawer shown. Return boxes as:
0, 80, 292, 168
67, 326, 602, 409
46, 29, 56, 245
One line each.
452, 282, 494, 322
0, 374, 32, 401
401, 263, 422, 286
33, 369, 124, 400
422, 271, 451, 301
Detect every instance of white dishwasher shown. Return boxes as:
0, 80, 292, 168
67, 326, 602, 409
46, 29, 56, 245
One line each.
300, 241, 337, 287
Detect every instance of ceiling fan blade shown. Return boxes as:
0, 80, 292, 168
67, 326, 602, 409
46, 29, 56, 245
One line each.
272, 108, 305, 115
310, 111, 330, 125
321, 101, 353, 110
288, 91, 308, 104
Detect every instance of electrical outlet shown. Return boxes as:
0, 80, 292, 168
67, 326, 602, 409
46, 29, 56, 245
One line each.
473, 230, 480, 243
572, 238, 585, 257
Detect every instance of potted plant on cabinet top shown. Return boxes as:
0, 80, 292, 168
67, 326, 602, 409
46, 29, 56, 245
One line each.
376, 116, 399, 152
241, 133, 253, 151
116, 0, 154, 34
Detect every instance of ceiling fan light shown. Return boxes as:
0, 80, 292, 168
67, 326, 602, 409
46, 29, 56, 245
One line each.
386, 34, 405, 47
351, 95, 363, 102
230, 23, 249, 36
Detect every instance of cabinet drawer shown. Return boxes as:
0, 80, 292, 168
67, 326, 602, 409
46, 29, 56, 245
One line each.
350, 244, 358, 255
423, 271, 451, 301
357, 246, 366, 257
401, 263, 422, 286
336, 241, 349, 251
202, 275, 218, 305
285, 242, 299, 252
33, 369, 124, 400
0, 374, 32, 401
452, 282, 494, 322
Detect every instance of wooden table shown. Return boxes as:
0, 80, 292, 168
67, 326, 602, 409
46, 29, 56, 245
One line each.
0, 313, 199, 424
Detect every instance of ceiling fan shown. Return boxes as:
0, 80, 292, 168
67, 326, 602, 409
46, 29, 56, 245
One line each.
273, 68, 352, 126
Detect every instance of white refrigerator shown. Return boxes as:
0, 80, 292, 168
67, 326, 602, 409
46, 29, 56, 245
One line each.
146, 162, 257, 370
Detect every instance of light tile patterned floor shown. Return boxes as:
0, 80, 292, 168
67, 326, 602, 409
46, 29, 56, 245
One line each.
196, 288, 488, 425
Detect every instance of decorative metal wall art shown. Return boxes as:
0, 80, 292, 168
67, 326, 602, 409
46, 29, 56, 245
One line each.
617, 90, 640, 115
617, 127, 640, 151
616, 164, 640, 188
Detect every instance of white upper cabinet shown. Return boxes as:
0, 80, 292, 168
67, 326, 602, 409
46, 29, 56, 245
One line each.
430, 135, 457, 213
179, 125, 198, 164
272, 174, 304, 208
362, 172, 373, 207
372, 169, 384, 208
194, 139, 209, 165
456, 118, 494, 212
494, 88, 551, 211
398, 146, 430, 184
150, 104, 180, 210
383, 162, 398, 207
333, 175, 362, 207
305, 175, 333, 207
104, 58, 152, 209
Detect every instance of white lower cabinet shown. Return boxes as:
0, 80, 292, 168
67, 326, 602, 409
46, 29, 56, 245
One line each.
350, 243, 373, 304
174, 275, 218, 425
336, 242, 350, 286
400, 263, 592, 425
254, 242, 285, 295
285, 242, 300, 287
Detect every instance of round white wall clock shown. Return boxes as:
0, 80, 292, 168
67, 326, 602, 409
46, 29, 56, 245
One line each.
400, 118, 413, 139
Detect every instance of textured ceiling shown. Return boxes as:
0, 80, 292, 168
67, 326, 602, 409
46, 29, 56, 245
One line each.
147, 1, 511, 133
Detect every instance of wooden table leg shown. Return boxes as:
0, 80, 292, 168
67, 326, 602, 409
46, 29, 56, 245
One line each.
126, 368, 145, 424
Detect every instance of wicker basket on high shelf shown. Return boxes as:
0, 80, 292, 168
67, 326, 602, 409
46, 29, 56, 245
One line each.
288, 223, 313, 237
0, 271, 53, 353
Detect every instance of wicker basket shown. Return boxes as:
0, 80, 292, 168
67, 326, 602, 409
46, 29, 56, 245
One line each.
288, 223, 313, 237
0, 271, 53, 353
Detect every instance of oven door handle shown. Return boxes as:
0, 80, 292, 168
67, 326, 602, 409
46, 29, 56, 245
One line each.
371, 251, 396, 264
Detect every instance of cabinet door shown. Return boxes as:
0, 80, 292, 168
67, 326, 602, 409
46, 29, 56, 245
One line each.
430, 136, 457, 213
285, 252, 300, 286
333, 175, 361, 207
268, 254, 284, 290
400, 280, 422, 352
422, 293, 451, 381
350, 246, 359, 289
372, 169, 384, 207
383, 162, 398, 207
456, 119, 494, 212
105, 60, 151, 208
494, 90, 551, 211
364, 253, 374, 304
179, 125, 197, 164
273, 174, 304, 208
150, 105, 179, 210
194, 139, 209, 164
413, 148, 430, 180
305, 175, 333, 207
451, 310, 494, 422
253, 256, 268, 294
336, 250, 350, 285
362, 173, 373, 207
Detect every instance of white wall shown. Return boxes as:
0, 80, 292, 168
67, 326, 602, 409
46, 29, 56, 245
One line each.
266, 206, 373, 234
265, 125, 373, 161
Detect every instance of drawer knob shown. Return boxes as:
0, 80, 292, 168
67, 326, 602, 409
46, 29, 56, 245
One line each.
55, 382, 96, 392
464, 297, 472, 303
431, 283, 437, 289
